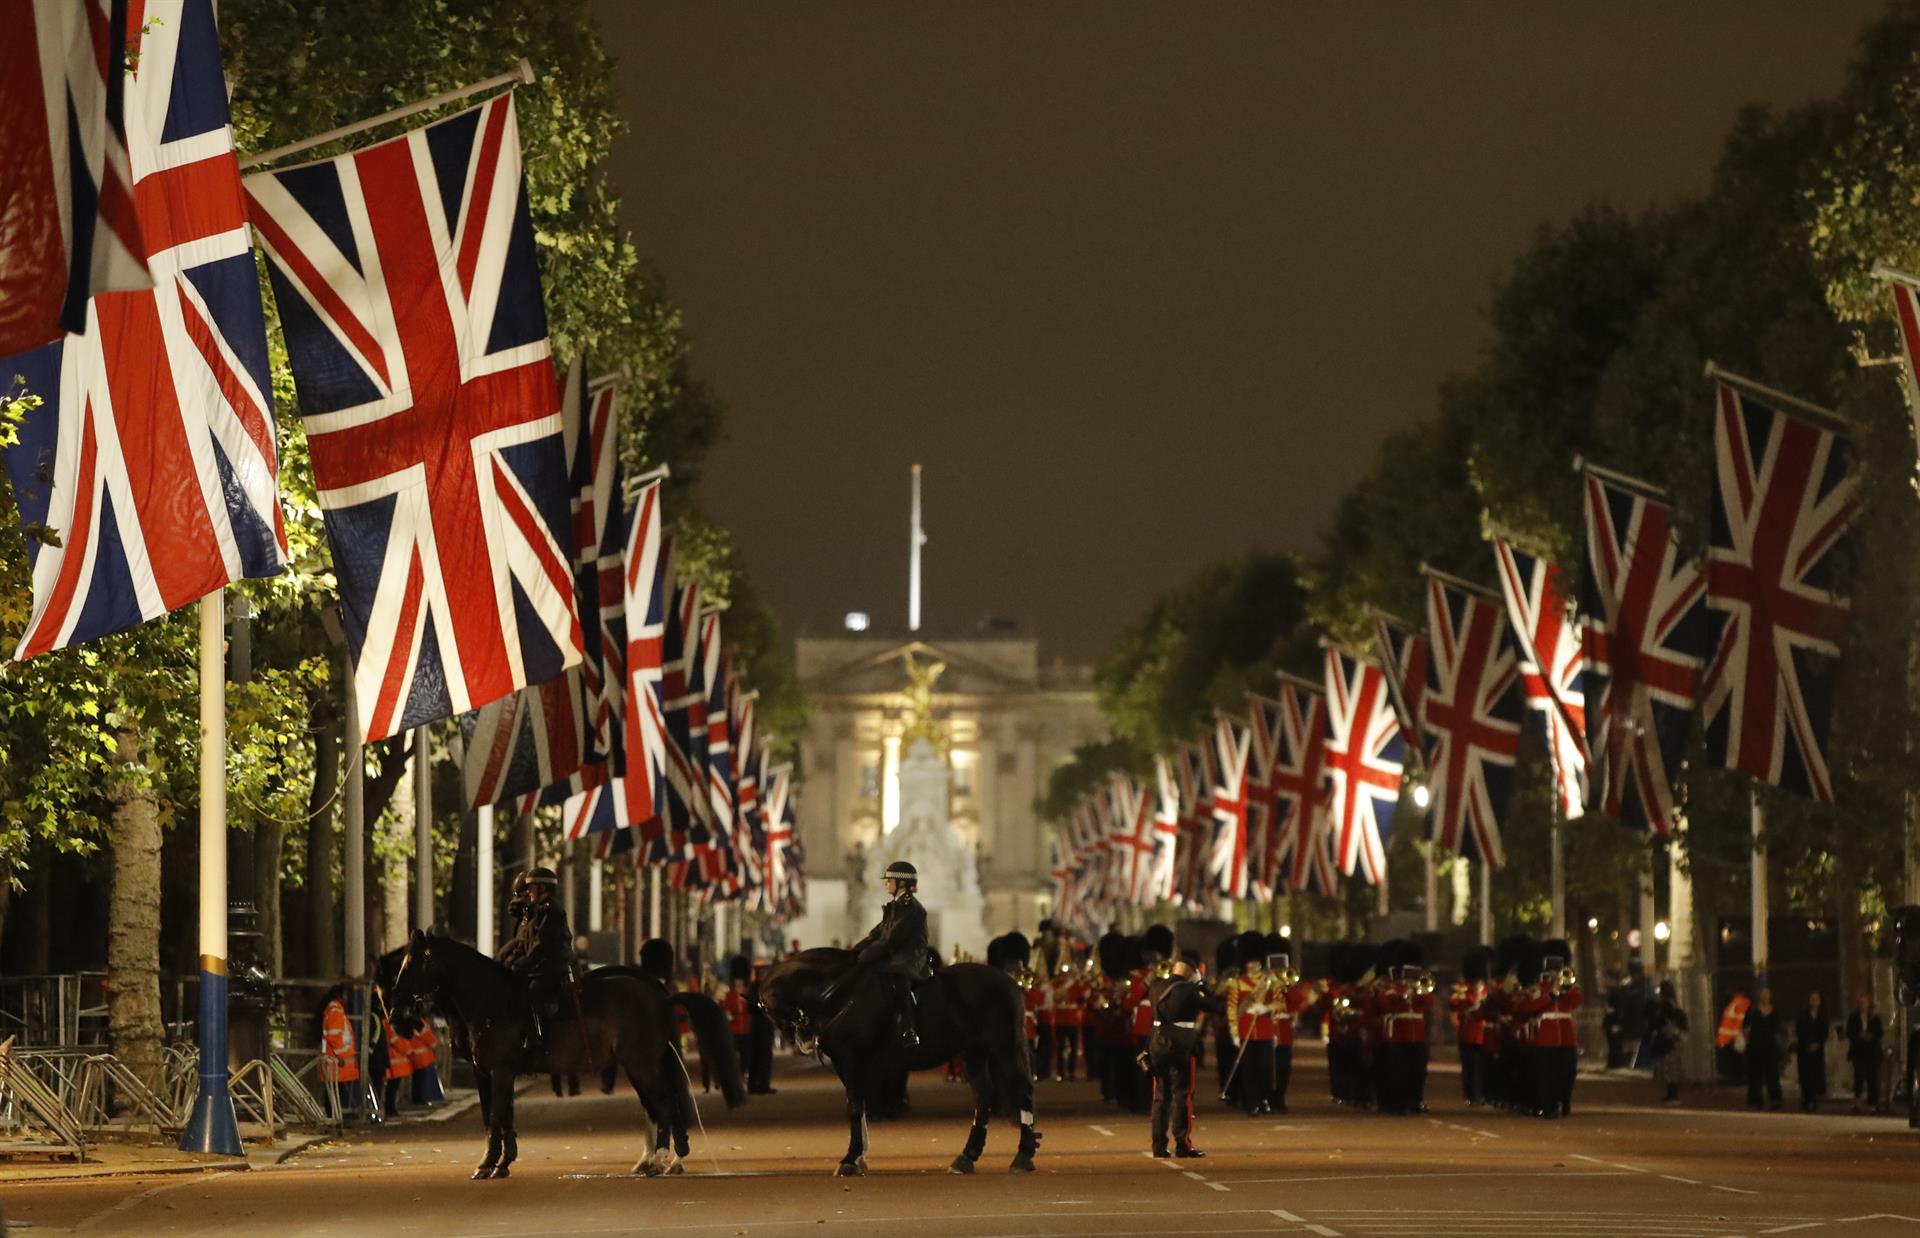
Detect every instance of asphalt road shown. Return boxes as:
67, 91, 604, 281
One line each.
6, 1053, 1920, 1237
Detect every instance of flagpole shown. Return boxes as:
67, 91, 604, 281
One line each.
1572, 455, 1669, 500
1549, 804, 1567, 940
649, 865, 663, 939
1750, 787, 1769, 980
909, 464, 924, 633
180, 591, 242, 1156
413, 726, 432, 930
343, 671, 366, 978
1417, 562, 1503, 602
237, 59, 535, 171
1702, 360, 1849, 432
1477, 858, 1493, 947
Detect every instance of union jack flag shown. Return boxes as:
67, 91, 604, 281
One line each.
1491, 537, 1589, 818
1322, 646, 1404, 886
245, 92, 582, 741
562, 777, 625, 842
1169, 742, 1212, 906
1580, 468, 1708, 834
1210, 714, 1253, 899
4, 0, 284, 659
1108, 772, 1157, 906
1244, 694, 1283, 898
1373, 611, 1429, 757
655, 578, 711, 885
1049, 830, 1081, 931
459, 362, 617, 809
620, 480, 670, 837
1, 0, 147, 357
565, 368, 624, 758
1419, 573, 1523, 867
1875, 264, 1920, 458
763, 761, 798, 910
1147, 755, 1181, 903
1268, 676, 1334, 895
1701, 378, 1857, 803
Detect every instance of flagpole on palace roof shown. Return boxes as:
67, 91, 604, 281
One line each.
179, 591, 243, 1156
238, 59, 536, 171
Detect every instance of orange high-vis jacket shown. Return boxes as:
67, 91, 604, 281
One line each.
383, 1019, 414, 1078
320, 1000, 360, 1083
406, 1023, 438, 1071
1717, 994, 1752, 1047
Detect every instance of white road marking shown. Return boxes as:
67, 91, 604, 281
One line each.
1570, 1152, 1649, 1174
1662, 1174, 1703, 1185
1182, 1169, 1207, 1180
1759, 1225, 1825, 1234
1233, 1170, 1638, 1184
1712, 1184, 1761, 1196
1271, 1209, 1345, 1237
1205, 1180, 1231, 1192
1837, 1217, 1920, 1225
1088, 1123, 1116, 1136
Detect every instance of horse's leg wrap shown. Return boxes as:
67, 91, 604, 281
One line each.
836, 1095, 868, 1176
1011, 1109, 1040, 1172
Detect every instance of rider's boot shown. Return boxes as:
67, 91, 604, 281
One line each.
897, 1006, 920, 1049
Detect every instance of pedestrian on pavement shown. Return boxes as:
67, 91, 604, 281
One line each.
1793, 990, 1832, 1112
1744, 988, 1785, 1110
1645, 980, 1688, 1105
1846, 993, 1884, 1113
1145, 954, 1226, 1159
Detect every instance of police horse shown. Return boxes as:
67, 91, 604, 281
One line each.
383, 931, 745, 1179
760, 947, 1040, 1176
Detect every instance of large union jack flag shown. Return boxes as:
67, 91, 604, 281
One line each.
4, 0, 284, 659
1245, 694, 1284, 899
1209, 713, 1253, 899
1373, 611, 1429, 757
0, 0, 147, 357
567, 370, 624, 758
1146, 755, 1181, 903
1106, 772, 1157, 907
1491, 537, 1588, 818
1268, 675, 1334, 895
1322, 646, 1404, 886
763, 760, 798, 911
1419, 572, 1523, 867
1172, 742, 1214, 907
1581, 469, 1708, 834
244, 92, 581, 742
620, 480, 677, 857
1701, 378, 1857, 803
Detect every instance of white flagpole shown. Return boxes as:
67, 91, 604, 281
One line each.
238, 60, 535, 171
1750, 788, 1769, 979
413, 726, 432, 930
476, 803, 495, 956
179, 591, 242, 1155
909, 464, 925, 632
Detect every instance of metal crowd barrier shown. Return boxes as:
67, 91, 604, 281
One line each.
0, 1036, 88, 1159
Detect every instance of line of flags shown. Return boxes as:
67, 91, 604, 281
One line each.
1049, 367, 1861, 930
0, 1, 804, 914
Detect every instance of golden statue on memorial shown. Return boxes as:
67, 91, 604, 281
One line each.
899, 651, 947, 751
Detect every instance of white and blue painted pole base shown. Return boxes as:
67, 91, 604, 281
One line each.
178, 958, 243, 1156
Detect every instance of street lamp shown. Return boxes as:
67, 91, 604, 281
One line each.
1653, 920, 1671, 942
1412, 783, 1431, 809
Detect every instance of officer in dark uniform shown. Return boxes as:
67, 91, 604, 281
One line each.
849, 860, 932, 1048
499, 866, 574, 1050
1145, 954, 1226, 1158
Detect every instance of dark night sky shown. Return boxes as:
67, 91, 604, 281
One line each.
590, 2, 1884, 662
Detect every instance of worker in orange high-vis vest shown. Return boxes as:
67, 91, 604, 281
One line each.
405, 1015, 446, 1105
1718, 991, 1752, 1049
380, 1015, 414, 1117
320, 990, 360, 1084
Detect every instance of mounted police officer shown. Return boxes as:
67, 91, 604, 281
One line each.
850, 860, 932, 1048
498, 866, 574, 1052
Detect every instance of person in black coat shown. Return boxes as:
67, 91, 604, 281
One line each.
1793, 990, 1832, 1112
1744, 988, 1785, 1110
1846, 993, 1885, 1112
1644, 981, 1689, 1105
1145, 956, 1227, 1159
847, 860, 932, 1048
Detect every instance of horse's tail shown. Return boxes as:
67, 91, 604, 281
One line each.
672, 991, 748, 1109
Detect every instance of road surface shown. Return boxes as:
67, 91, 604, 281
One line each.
5, 1053, 1919, 1236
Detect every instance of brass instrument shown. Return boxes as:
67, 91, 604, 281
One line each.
1556, 966, 1577, 989
1016, 967, 1039, 991
1151, 957, 1175, 981
1414, 970, 1436, 997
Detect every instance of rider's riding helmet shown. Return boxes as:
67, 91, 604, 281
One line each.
883, 860, 918, 886
527, 866, 559, 900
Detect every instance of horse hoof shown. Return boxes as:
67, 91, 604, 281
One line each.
835, 1161, 865, 1178
666, 1159, 685, 1176
471, 1166, 496, 1181
492, 1165, 510, 1179
636, 1159, 663, 1178
1009, 1156, 1035, 1174
949, 1156, 975, 1175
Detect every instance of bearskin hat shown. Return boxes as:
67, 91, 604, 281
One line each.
1142, 923, 1176, 960
1098, 930, 1131, 978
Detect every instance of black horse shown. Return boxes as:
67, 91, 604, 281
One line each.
382, 931, 744, 1179
760, 947, 1039, 1176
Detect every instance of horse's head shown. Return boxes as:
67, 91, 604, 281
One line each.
758, 950, 850, 1055
381, 929, 439, 1016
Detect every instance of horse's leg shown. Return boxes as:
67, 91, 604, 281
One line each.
472, 1067, 501, 1180
837, 1069, 869, 1176
1010, 1044, 1040, 1173
951, 1049, 990, 1175
493, 1066, 519, 1179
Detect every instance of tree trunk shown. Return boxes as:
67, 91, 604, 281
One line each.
305, 697, 341, 980
255, 813, 284, 977
107, 725, 165, 1091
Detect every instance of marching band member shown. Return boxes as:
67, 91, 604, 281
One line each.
1519, 939, 1582, 1118
1049, 959, 1087, 1081
1225, 933, 1279, 1116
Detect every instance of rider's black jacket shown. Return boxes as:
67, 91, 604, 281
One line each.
500, 900, 574, 980
853, 891, 932, 980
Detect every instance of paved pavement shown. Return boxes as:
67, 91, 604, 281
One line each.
3, 1053, 1918, 1237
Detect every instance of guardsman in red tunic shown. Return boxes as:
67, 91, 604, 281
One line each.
1225, 948, 1279, 1115
1374, 948, 1434, 1115
723, 969, 754, 1068
1520, 941, 1584, 1117
1049, 960, 1087, 1081
1266, 947, 1312, 1114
